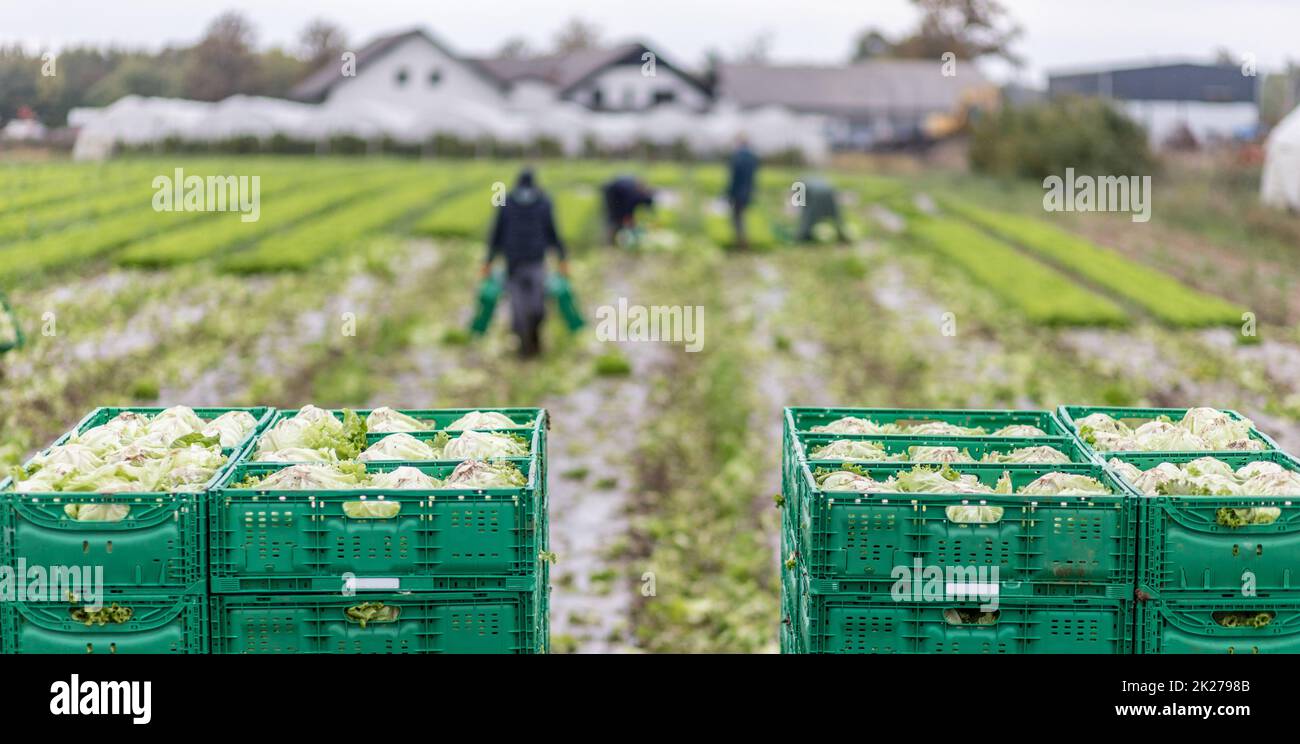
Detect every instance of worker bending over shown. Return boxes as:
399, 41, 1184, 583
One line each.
796, 176, 848, 243
602, 175, 655, 244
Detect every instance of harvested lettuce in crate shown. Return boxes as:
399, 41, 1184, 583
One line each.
254, 405, 367, 460
1077, 408, 1266, 452
1108, 456, 1298, 526
8, 406, 252, 495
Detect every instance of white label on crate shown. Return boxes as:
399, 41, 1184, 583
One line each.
347, 577, 401, 591
946, 582, 998, 597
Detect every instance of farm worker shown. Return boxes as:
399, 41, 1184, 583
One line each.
795, 176, 848, 243
601, 175, 655, 244
484, 167, 569, 358
726, 134, 760, 250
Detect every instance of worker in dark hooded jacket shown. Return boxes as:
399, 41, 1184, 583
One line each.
602, 175, 655, 244
726, 135, 759, 249
484, 168, 568, 358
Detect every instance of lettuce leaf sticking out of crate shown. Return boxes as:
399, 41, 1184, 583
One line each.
254, 405, 367, 461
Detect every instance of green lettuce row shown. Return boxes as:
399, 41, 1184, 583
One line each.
219, 174, 441, 273
412, 184, 502, 239
115, 167, 406, 267
908, 215, 1129, 326
0, 165, 321, 282
944, 198, 1246, 327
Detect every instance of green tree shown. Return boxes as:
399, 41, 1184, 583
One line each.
299, 19, 347, 70
850, 29, 894, 61
859, 0, 1022, 65
183, 11, 260, 101
969, 96, 1154, 179
553, 18, 601, 54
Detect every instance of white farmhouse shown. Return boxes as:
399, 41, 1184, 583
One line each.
291, 28, 506, 109
291, 29, 713, 114
473, 44, 713, 112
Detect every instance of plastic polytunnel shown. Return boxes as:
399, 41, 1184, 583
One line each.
1262, 105, 1300, 211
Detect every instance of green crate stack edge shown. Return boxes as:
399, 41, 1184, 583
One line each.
781, 407, 1136, 654
1059, 405, 1300, 654
207, 408, 550, 654
0, 291, 24, 354
0, 407, 275, 654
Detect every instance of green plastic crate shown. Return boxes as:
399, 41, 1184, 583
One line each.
786, 407, 1069, 437
0, 406, 273, 594
795, 569, 1133, 654
1059, 405, 1281, 457
1105, 451, 1300, 598
780, 559, 802, 653
1, 593, 208, 654
1137, 597, 1300, 654
793, 462, 1136, 597
247, 407, 545, 463
209, 459, 545, 592
211, 583, 546, 654
793, 434, 1099, 466
0, 291, 23, 354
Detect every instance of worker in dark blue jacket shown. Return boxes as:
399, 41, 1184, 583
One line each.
602, 175, 655, 244
484, 168, 568, 358
726, 135, 760, 250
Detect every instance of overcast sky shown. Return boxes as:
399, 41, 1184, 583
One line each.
4, 0, 1298, 85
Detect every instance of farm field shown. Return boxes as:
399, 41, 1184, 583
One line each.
2, 155, 1299, 653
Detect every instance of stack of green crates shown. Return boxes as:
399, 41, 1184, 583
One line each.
0, 406, 274, 654
780, 407, 1136, 654
1060, 406, 1300, 654
207, 408, 550, 654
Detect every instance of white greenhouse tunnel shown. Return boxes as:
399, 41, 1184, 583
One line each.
69, 94, 830, 162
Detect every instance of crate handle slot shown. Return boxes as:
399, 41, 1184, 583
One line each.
1212, 610, 1275, 630
944, 505, 1004, 524
341, 501, 401, 519
344, 602, 400, 627
943, 608, 1000, 625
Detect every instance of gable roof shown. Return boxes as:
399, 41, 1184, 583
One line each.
717, 60, 989, 116
472, 42, 713, 97
1047, 62, 1256, 103
289, 27, 505, 102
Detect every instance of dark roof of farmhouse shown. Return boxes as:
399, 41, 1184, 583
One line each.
291, 30, 712, 101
